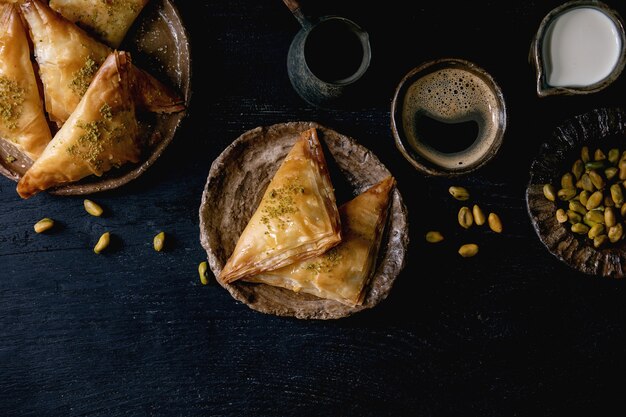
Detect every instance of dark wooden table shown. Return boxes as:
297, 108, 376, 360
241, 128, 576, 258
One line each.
3, 1, 626, 416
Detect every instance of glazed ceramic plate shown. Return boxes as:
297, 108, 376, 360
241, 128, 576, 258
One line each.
526, 107, 626, 278
0, 0, 191, 196
199, 121, 409, 319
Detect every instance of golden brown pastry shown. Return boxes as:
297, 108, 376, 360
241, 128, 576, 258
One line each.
0, 2, 52, 161
49, 0, 149, 48
16, 51, 140, 199
220, 128, 342, 284
245, 176, 395, 307
19, 0, 184, 125
131, 65, 186, 114
19, 0, 111, 125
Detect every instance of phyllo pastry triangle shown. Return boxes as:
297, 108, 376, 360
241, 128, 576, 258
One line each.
0, 2, 52, 161
19, 0, 184, 125
17, 51, 140, 199
19, 0, 111, 125
49, 0, 149, 48
219, 128, 342, 284
244, 176, 396, 307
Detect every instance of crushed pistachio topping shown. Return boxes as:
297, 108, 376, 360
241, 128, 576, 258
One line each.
100, 0, 141, 14
5, 155, 16, 163
0, 76, 25, 130
304, 248, 343, 274
99, 103, 113, 120
70, 57, 99, 96
260, 179, 305, 231
66, 120, 106, 170
66, 109, 134, 171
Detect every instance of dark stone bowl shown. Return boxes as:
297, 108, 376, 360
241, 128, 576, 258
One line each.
526, 107, 626, 278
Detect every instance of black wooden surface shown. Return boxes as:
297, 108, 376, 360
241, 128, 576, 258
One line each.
3, 1, 626, 416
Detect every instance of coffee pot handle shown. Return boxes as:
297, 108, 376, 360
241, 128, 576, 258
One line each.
282, 0, 312, 29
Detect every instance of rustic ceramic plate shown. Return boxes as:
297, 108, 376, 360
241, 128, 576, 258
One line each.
0, 0, 191, 196
199, 121, 409, 319
526, 107, 626, 277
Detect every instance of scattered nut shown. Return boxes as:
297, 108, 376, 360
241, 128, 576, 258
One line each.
557, 188, 577, 201
84, 199, 104, 217
543, 184, 556, 201
605, 207, 617, 227
488, 213, 503, 233
608, 223, 624, 243
34, 218, 54, 233
458, 206, 474, 229
556, 208, 568, 223
94, 232, 110, 254
572, 160, 584, 179
571, 223, 590, 235
472, 204, 486, 226
425, 231, 444, 243
448, 186, 470, 201
199, 261, 209, 285
458, 243, 479, 258
153, 231, 165, 252
594, 234, 609, 248
581, 146, 590, 163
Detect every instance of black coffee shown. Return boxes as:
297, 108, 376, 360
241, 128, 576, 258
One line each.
412, 113, 479, 153
304, 19, 364, 83
401, 67, 502, 170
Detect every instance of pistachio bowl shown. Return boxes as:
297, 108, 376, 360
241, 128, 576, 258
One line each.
526, 107, 626, 278
530, 0, 626, 97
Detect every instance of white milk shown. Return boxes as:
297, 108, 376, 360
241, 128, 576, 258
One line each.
543, 7, 622, 87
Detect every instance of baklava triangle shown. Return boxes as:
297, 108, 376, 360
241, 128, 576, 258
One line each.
17, 51, 140, 198
219, 128, 342, 284
49, 0, 149, 48
0, 2, 52, 161
19, 0, 184, 125
244, 175, 395, 307
19, 0, 111, 125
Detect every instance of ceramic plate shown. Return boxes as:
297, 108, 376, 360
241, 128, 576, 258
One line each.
0, 0, 191, 196
199, 121, 409, 319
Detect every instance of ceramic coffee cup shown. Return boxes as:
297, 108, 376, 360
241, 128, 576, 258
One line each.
391, 58, 507, 176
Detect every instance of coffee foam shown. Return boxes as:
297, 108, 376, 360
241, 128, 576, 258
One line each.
401, 68, 502, 170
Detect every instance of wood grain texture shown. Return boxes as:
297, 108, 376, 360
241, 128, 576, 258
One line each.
3, 1, 626, 416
